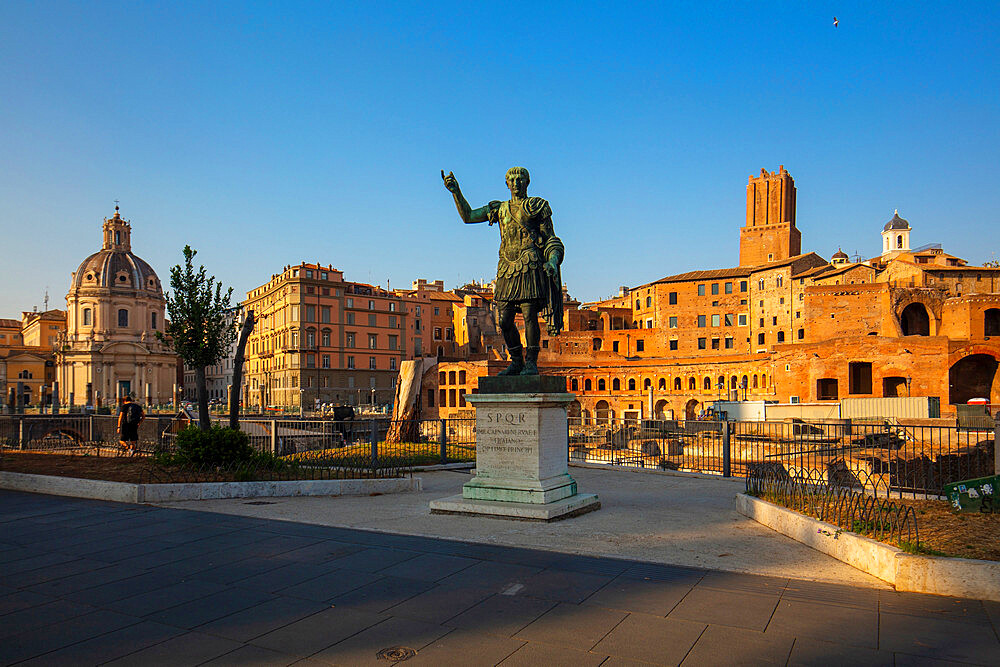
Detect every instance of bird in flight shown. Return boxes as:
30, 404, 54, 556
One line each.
833, 17, 839, 27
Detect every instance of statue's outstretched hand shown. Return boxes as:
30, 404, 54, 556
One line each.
441, 170, 460, 193
543, 258, 559, 278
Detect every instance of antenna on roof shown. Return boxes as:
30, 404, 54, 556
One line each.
43, 288, 49, 311
851, 250, 862, 264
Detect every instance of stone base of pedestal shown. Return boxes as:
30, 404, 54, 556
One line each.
462, 472, 578, 504
430, 493, 600, 522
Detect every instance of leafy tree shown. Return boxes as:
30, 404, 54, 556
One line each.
983, 259, 1000, 268
157, 246, 237, 429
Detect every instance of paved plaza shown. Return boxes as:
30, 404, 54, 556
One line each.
2, 486, 999, 666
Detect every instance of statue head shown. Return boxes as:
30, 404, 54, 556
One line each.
505, 167, 529, 197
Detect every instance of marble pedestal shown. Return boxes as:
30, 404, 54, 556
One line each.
430, 376, 599, 522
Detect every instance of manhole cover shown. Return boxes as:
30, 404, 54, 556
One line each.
243, 501, 275, 505
376, 646, 417, 661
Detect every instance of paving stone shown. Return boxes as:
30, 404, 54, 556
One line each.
146, 587, 274, 629
108, 578, 229, 617
194, 595, 328, 642
892, 652, 990, 666
202, 643, 301, 666
277, 568, 383, 602
787, 636, 894, 666
267, 540, 365, 565
516, 569, 614, 604
879, 610, 1000, 664
102, 630, 244, 666
445, 593, 557, 637
17, 619, 183, 666
250, 606, 387, 657
405, 627, 525, 666
515, 602, 628, 650
386, 582, 496, 624
620, 562, 705, 583
437, 559, 542, 590
879, 590, 992, 625
78, 537, 175, 562
329, 574, 435, 613
498, 641, 608, 667
310, 615, 451, 666
669, 587, 779, 631
766, 598, 878, 649
0, 589, 54, 616
325, 546, 421, 573
24, 560, 147, 595
681, 624, 792, 666
0, 599, 97, 639
62, 569, 182, 606
0, 608, 140, 664
377, 552, 479, 581
230, 561, 332, 593
591, 612, 705, 664
696, 571, 788, 596
584, 575, 693, 615
189, 554, 291, 585
781, 579, 879, 610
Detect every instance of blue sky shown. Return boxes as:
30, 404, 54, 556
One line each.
1, 2, 998, 316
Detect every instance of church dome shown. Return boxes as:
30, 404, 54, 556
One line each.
832, 248, 849, 261
883, 210, 910, 232
71, 207, 162, 293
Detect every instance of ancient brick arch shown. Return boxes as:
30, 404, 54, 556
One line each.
890, 289, 943, 337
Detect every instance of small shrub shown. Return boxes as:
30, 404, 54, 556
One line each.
173, 426, 254, 466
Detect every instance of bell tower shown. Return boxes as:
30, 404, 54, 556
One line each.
739, 166, 800, 266
102, 205, 132, 252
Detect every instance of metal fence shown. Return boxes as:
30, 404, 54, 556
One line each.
0, 414, 175, 455
569, 417, 996, 498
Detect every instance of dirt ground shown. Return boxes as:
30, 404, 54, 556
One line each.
0, 451, 154, 483
899, 498, 1000, 561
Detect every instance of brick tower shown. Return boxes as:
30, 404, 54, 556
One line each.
739, 165, 801, 265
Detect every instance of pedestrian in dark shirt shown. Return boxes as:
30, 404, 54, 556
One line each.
117, 395, 144, 456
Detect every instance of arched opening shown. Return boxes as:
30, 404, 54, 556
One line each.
949, 354, 999, 405
883, 376, 908, 398
643, 378, 651, 390
658, 378, 667, 390
688, 377, 696, 390
585, 379, 592, 391
752, 375, 759, 389
703, 377, 711, 390
685, 399, 699, 421
581, 409, 591, 425
568, 401, 581, 424
985, 309, 1000, 337
612, 378, 621, 391
571, 378, 579, 391
730, 375, 738, 389
654, 399, 669, 420
673, 378, 681, 391
900, 303, 930, 336
595, 400, 611, 425
598, 379, 606, 391
896, 234, 903, 249
628, 378, 636, 391
592, 337, 602, 351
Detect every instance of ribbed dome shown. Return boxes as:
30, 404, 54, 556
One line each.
72, 249, 161, 291
883, 210, 910, 232
832, 248, 849, 260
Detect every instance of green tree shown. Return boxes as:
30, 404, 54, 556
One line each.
157, 246, 237, 429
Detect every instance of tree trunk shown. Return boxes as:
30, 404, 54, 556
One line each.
385, 359, 424, 444
230, 309, 255, 430
195, 366, 210, 430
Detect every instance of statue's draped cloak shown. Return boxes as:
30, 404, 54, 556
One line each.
487, 197, 564, 336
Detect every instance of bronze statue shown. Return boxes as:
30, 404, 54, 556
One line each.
442, 167, 564, 375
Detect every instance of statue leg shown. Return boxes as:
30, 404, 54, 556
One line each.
496, 303, 524, 376
520, 302, 541, 376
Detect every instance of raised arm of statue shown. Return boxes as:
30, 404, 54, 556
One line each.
441, 170, 488, 224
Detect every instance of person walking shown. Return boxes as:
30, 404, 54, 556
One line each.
117, 394, 145, 456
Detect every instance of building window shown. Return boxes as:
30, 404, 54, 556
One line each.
698, 315, 706, 327
612, 378, 621, 391
725, 337, 734, 349
711, 283, 719, 295
697, 284, 706, 296
758, 278, 765, 290
307, 354, 315, 368
669, 316, 678, 328
369, 356, 377, 370
368, 313, 377, 327
117, 309, 128, 327
427, 389, 435, 407
305, 305, 315, 322
459, 370, 466, 384
434, 307, 440, 316
636, 340, 644, 352
388, 335, 398, 350
322, 354, 330, 368
322, 329, 331, 346
669, 339, 678, 350
612, 341, 619, 352
321, 306, 331, 323
390, 358, 397, 371
306, 329, 316, 347
645, 296, 652, 307
669, 292, 678, 305
698, 337, 706, 349
346, 332, 355, 348
347, 355, 355, 369
758, 333, 765, 345
798, 328, 805, 340
83, 308, 92, 326
368, 300, 375, 310
368, 334, 378, 349
598, 379, 606, 391
585, 379, 592, 391
711, 338, 720, 349
817, 378, 839, 400
433, 327, 442, 340
738, 314, 747, 326
389, 302, 397, 312
849, 362, 873, 394
150, 311, 158, 329
571, 379, 579, 391
388, 315, 397, 328
776, 276, 783, 287
346, 312, 355, 325
725, 282, 733, 294
724, 313, 734, 326
346, 298, 354, 308
777, 331, 785, 342
711, 314, 720, 327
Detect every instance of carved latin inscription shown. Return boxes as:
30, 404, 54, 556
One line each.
477, 409, 538, 479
